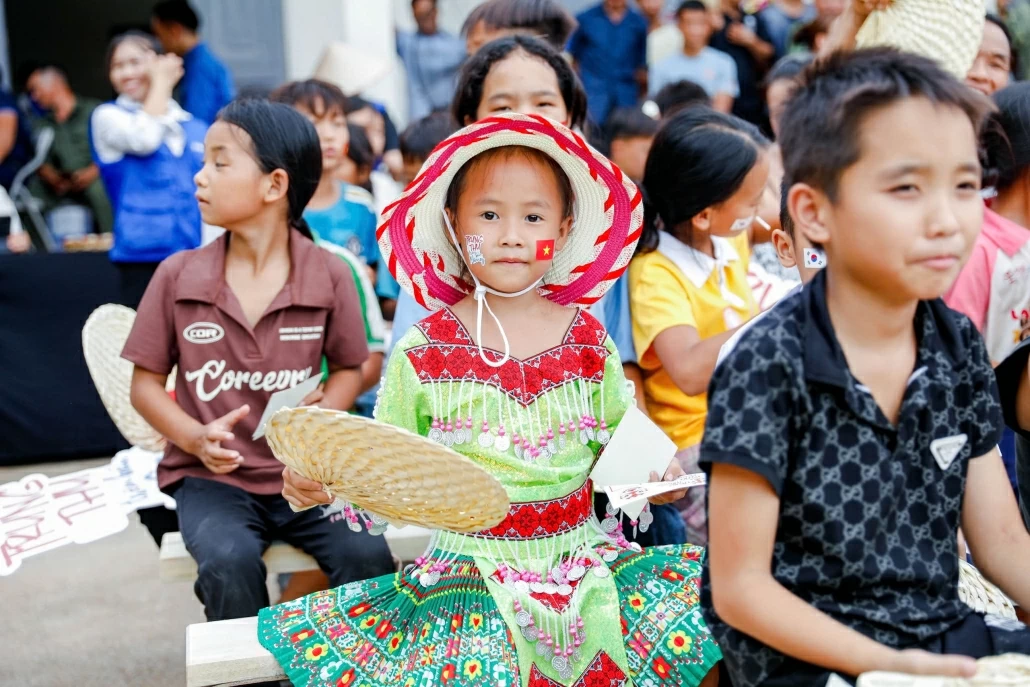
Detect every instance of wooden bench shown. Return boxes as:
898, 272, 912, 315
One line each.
187, 617, 284, 687
181, 526, 433, 685
160, 526, 433, 582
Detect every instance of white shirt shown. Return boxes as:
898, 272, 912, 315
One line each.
90, 94, 193, 164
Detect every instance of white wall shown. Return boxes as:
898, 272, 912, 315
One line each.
281, 0, 346, 80
282, 0, 409, 126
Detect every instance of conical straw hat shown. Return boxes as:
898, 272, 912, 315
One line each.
266, 407, 510, 533
855, 0, 985, 79
82, 304, 173, 452
313, 42, 393, 96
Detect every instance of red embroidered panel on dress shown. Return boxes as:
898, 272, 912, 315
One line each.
408, 309, 609, 405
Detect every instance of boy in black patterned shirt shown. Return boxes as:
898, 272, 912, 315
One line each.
701, 49, 1030, 687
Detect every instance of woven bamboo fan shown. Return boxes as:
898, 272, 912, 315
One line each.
82, 304, 174, 452
855, 0, 985, 79
858, 654, 1030, 686
958, 559, 1018, 620
266, 407, 510, 533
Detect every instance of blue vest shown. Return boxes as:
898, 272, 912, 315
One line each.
91, 102, 207, 263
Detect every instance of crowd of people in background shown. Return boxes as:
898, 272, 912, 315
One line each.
8, 0, 1030, 683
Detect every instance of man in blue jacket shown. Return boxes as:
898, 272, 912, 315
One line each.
151, 0, 236, 125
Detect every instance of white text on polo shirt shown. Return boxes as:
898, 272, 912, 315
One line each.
183, 360, 313, 402
279, 326, 323, 342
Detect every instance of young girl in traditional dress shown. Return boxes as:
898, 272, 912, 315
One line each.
267, 114, 721, 686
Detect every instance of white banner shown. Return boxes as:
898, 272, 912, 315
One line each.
0, 448, 171, 576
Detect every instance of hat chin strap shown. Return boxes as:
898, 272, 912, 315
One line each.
442, 209, 543, 368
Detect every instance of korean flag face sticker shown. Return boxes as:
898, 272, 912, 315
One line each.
804, 248, 827, 269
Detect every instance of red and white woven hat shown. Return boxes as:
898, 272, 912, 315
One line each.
377, 113, 643, 312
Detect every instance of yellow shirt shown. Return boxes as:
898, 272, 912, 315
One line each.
629, 232, 756, 449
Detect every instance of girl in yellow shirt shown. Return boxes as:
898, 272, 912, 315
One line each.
629, 107, 770, 544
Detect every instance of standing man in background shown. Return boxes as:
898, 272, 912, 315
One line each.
397, 0, 467, 121
568, 0, 649, 126
151, 0, 236, 124
26, 66, 113, 236
709, 0, 775, 124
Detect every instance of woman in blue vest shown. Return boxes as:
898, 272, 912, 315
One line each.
91, 31, 207, 307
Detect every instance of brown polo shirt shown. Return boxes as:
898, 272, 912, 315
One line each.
122, 233, 368, 495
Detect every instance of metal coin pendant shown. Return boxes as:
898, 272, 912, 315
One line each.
515, 610, 532, 627
429, 428, 444, 443
596, 429, 611, 445
514, 443, 524, 460
593, 566, 610, 578
478, 432, 494, 448
586, 426, 596, 441
530, 581, 546, 594
347, 520, 363, 533
494, 434, 511, 452
600, 517, 619, 533
579, 430, 590, 445
513, 580, 529, 593
557, 584, 573, 596
521, 625, 539, 642
442, 431, 454, 447
551, 567, 566, 585
537, 446, 551, 461
551, 656, 568, 673
536, 641, 551, 657
558, 435, 567, 450
568, 565, 586, 581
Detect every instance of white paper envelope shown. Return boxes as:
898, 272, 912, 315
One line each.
252, 375, 323, 440
589, 405, 678, 487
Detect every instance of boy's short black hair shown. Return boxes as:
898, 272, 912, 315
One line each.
780, 180, 794, 240
606, 106, 659, 146
653, 80, 711, 118
269, 79, 348, 120
400, 111, 460, 162
347, 123, 375, 169
152, 0, 200, 32
462, 0, 577, 51
780, 48, 993, 201
676, 0, 708, 15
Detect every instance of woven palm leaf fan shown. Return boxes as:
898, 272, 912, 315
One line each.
855, 0, 986, 79
82, 304, 174, 452
266, 407, 510, 533
958, 559, 1018, 620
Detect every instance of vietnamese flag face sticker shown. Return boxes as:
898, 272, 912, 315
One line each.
536, 239, 555, 261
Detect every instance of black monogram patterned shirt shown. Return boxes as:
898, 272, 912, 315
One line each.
699, 271, 1003, 687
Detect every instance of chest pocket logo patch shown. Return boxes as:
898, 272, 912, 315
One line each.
183, 322, 225, 345
930, 434, 968, 471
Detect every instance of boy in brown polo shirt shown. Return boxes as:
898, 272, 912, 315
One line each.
123, 99, 394, 621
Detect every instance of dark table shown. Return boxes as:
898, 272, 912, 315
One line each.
0, 251, 128, 465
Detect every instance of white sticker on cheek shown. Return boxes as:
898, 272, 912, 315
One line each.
465, 234, 486, 266
730, 216, 753, 232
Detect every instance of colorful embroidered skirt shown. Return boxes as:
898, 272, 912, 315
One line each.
258, 541, 720, 686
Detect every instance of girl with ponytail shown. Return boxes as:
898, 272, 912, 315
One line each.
629, 106, 770, 544
123, 98, 395, 623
